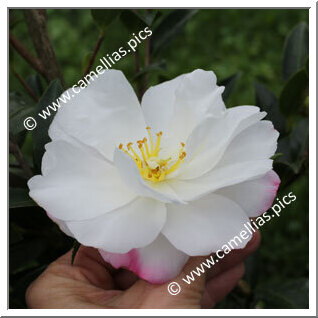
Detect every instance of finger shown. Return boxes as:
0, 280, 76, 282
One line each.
54, 246, 115, 290
74, 246, 116, 273
57, 246, 116, 273
201, 262, 245, 308
205, 230, 260, 281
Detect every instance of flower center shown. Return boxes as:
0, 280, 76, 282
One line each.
119, 127, 186, 183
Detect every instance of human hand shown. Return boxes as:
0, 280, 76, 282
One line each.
26, 231, 260, 309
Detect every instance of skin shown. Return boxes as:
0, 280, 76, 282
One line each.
26, 231, 260, 309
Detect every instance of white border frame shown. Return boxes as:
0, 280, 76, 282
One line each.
2, 1, 316, 316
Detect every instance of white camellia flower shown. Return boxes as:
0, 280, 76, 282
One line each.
28, 69, 280, 284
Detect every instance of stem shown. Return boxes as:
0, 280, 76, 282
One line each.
83, 32, 104, 76
9, 134, 33, 178
23, 9, 65, 87
12, 67, 38, 102
9, 32, 45, 78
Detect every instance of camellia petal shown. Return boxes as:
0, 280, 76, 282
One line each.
167, 114, 278, 201
49, 69, 146, 162
28, 140, 137, 221
99, 234, 189, 284
169, 159, 273, 201
216, 170, 281, 217
65, 198, 167, 253
162, 194, 251, 256
142, 69, 226, 146
175, 106, 267, 180
47, 213, 74, 238
217, 120, 279, 167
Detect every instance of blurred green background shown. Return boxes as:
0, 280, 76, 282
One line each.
9, 9, 309, 309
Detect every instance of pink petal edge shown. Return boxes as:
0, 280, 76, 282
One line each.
259, 170, 281, 214
98, 248, 175, 284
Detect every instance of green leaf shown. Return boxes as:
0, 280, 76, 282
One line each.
71, 240, 81, 265
120, 10, 147, 31
9, 188, 36, 209
277, 118, 308, 173
219, 72, 241, 102
270, 153, 283, 160
91, 9, 121, 32
134, 9, 159, 26
279, 69, 308, 117
9, 92, 35, 135
32, 79, 63, 171
254, 82, 286, 135
131, 60, 166, 81
282, 22, 308, 81
26, 74, 43, 98
151, 9, 197, 55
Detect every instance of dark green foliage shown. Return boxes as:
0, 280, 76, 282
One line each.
150, 9, 197, 55
254, 82, 286, 135
9, 188, 36, 208
32, 79, 63, 171
131, 60, 167, 81
9, 9, 309, 309
71, 240, 81, 265
279, 69, 308, 117
282, 22, 309, 81
120, 10, 147, 31
9, 92, 35, 136
277, 118, 309, 174
219, 72, 241, 102
91, 9, 121, 33
26, 74, 43, 98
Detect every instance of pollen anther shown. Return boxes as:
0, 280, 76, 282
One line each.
118, 127, 186, 183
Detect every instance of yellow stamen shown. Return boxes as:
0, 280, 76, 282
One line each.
146, 126, 154, 154
143, 137, 150, 157
166, 152, 186, 175
119, 128, 186, 183
127, 142, 142, 164
119, 143, 138, 163
154, 131, 162, 156
138, 141, 148, 165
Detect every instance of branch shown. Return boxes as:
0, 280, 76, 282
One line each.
83, 32, 104, 76
23, 9, 65, 87
9, 32, 45, 77
12, 66, 38, 102
9, 134, 33, 178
